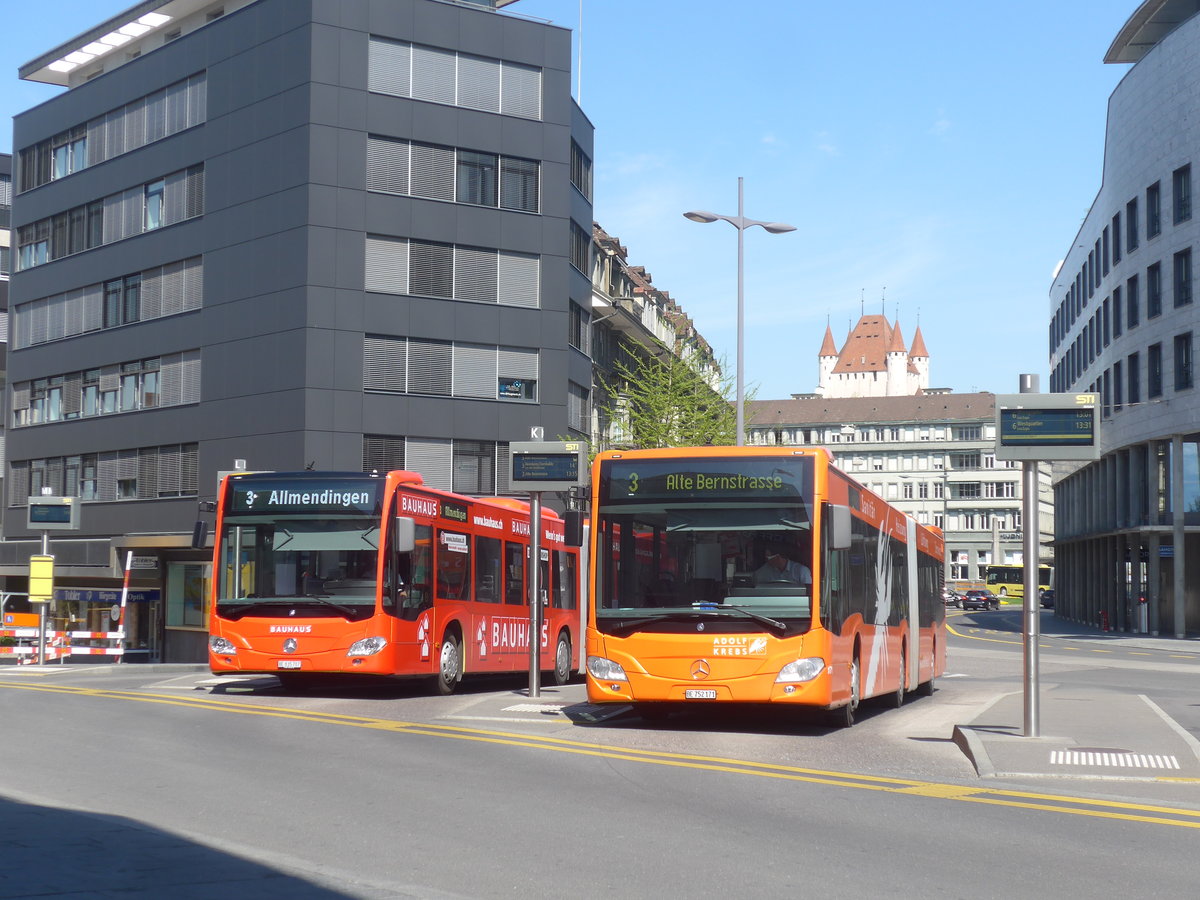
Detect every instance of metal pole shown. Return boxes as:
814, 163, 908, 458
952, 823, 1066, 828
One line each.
528, 491, 543, 698
1019, 374, 1039, 738
735, 176, 745, 447
37, 532, 49, 666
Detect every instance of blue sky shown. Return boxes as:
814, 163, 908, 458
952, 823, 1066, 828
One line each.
1, 0, 1139, 399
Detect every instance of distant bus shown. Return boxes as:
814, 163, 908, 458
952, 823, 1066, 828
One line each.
208, 470, 583, 692
584, 447, 945, 727
984, 564, 1052, 601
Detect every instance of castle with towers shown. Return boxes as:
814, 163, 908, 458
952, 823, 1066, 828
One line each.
816, 314, 930, 398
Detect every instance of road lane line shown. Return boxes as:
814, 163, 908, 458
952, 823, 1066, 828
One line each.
3, 679, 1199, 830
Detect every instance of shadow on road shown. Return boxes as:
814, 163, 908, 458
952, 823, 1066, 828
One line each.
0, 795, 357, 898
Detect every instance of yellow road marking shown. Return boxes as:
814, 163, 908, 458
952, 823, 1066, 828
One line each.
2, 679, 1199, 830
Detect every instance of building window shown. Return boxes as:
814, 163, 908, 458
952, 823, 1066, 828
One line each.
455, 150, 497, 207
8, 444, 198, 506
1174, 164, 1192, 224
954, 426, 981, 441
1128, 352, 1140, 404
1112, 211, 1122, 264
568, 301, 591, 355
570, 221, 590, 274
567, 381, 589, 433
1113, 285, 1123, 337
570, 140, 593, 201
1126, 197, 1139, 251
1174, 248, 1193, 307
1148, 343, 1163, 398
1127, 275, 1140, 327
15, 166, 203, 271
368, 37, 542, 120
1175, 332, 1193, 391
1147, 263, 1162, 318
16, 74, 206, 194
1147, 182, 1161, 238
949, 451, 980, 470
1114, 360, 1123, 410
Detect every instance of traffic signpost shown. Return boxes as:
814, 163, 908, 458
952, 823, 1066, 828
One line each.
995, 384, 1100, 736
509, 440, 586, 698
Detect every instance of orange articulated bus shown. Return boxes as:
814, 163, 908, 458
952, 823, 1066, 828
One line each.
584, 447, 945, 727
208, 470, 583, 692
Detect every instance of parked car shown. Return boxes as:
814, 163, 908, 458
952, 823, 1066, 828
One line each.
1040, 588, 1055, 609
962, 589, 1000, 611
942, 588, 961, 607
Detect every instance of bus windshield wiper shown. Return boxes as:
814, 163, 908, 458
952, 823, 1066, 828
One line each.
716, 605, 789, 636
299, 595, 357, 617
608, 611, 710, 636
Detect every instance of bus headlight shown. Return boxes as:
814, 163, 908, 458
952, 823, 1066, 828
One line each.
776, 657, 825, 683
347, 637, 387, 657
209, 636, 238, 655
586, 655, 628, 682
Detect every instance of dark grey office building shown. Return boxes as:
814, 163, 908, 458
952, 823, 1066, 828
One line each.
4, 0, 594, 660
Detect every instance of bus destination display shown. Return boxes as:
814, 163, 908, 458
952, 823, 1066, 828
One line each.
228, 477, 381, 515
603, 457, 811, 503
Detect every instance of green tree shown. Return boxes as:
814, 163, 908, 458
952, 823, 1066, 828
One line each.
596, 340, 746, 450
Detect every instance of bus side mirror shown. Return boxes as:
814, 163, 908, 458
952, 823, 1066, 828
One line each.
394, 516, 415, 552
827, 504, 852, 550
564, 509, 584, 547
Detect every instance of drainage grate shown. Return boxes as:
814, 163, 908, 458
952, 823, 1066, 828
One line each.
503, 703, 565, 714
1050, 750, 1180, 769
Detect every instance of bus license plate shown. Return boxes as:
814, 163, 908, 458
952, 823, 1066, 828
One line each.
684, 689, 717, 700
277, 660, 302, 670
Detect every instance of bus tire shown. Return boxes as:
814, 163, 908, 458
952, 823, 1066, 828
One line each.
999, 587, 1008, 598
917, 640, 936, 697
890, 645, 906, 709
435, 631, 462, 695
828, 653, 860, 728
552, 632, 572, 686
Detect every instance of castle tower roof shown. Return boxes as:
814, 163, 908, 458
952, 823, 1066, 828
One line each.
819, 324, 838, 357
910, 325, 929, 358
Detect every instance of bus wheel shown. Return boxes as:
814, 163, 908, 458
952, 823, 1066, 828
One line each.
999, 587, 1008, 598
552, 633, 572, 686
917, 641, 936, 697
828, 654, 860, 728
436, 632, 462, 695
890, 646, 906, 709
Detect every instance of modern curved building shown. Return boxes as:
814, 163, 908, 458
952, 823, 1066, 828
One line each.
1050, 1, 1200, 637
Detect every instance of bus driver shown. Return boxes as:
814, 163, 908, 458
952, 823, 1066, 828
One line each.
754, 544, 811, 586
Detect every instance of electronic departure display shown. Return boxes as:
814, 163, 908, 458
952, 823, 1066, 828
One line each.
510, 441, 586, 492
999, 408, 1095, 446
994, 393, 1100, 461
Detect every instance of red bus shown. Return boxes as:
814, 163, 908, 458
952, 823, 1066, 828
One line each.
584, 447, 945, 726
208, 470, 582, 692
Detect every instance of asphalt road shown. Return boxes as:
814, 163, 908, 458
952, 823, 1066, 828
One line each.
2, 614, 1199, 898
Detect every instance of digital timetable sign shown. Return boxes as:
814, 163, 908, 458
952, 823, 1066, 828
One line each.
994, 394, 1100, 461
510, 441, 586, 492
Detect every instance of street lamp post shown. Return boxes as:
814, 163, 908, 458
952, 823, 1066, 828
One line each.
684, 177, 795, 446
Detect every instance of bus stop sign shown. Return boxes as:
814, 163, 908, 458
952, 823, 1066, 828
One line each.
994, 393, 1099, 462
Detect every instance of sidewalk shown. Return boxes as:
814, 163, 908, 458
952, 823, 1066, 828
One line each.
954, 611, 1200, 781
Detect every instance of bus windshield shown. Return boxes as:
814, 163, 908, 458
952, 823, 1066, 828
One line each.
215, 517, 380, 619
595, 456, 814, 635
